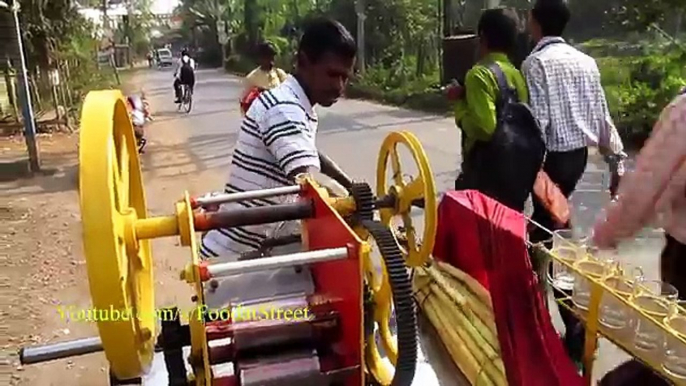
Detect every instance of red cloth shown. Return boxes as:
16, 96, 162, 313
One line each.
240, 87, 263, 114
433, 190, 583, 386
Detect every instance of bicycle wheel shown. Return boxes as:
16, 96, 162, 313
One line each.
177, 85, 186, 111
184, 90, 192, 113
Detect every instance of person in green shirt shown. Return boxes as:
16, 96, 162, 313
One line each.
448, 8, 528, 173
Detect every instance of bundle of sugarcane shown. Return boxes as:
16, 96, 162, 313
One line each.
413, 261, 507, 386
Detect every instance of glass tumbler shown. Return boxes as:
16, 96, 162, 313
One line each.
549, 229, 585, 292
599, 264, 644, 329
663, 301, 686, 379
572, 258, 614, 310
632, 280, 679, 352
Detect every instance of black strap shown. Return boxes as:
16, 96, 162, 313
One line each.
486, 62, 517, 114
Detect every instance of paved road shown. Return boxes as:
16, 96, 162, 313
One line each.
138, 68, 665, 383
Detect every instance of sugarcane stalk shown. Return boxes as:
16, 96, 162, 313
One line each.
416, 283, 506, 386
426, 263, 468, 307
420, 287, 492, 385
430, 283, 507, 385
438, 261, 493, 308
420, 265, 498, 348
440, 271, 498, 338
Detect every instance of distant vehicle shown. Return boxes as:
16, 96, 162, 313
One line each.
156, 48, 173, 68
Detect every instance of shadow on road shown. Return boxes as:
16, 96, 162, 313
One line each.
0, 162, 78, 197
141, 132, 239, 177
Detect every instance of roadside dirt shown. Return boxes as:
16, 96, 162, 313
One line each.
1, 73, 225, 385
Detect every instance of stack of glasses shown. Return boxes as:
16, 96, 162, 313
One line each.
545, 230, 686, 380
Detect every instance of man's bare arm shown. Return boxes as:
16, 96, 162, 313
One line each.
287, 154, 352, 189
318, 152, 353, 190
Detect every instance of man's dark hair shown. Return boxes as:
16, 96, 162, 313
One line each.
531, 0, 570, 37
257, 41, 277, 58
477, 8, 519, 53
297, 17, 356, 64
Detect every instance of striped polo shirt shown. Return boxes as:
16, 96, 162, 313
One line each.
200, 75, 320, 259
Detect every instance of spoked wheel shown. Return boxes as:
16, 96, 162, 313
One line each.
178, 86, 192, 114
184, 90, 192, 113
376, 131, 437, 268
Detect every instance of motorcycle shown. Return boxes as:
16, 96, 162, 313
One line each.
126, 94, 150, 154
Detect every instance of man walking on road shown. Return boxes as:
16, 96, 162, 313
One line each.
522, 0, 625, 368
450, 8, 545, 212
199, 17, 356, 260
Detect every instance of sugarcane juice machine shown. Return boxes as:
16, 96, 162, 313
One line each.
18, 90, 439, 386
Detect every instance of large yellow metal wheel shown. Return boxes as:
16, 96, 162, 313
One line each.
376, 131, 437, 267
79, 90, 155, 380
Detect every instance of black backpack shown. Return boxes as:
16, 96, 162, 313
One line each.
456, 62, 546, 212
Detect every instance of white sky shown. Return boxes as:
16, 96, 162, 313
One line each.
150, 0, 180, 14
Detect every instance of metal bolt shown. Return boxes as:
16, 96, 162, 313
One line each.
140, 328, 152, 342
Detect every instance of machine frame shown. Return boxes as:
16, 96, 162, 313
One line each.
19, 90, 439, 386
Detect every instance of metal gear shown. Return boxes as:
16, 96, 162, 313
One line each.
350, 182, 374, 223
360, 219, 417, 386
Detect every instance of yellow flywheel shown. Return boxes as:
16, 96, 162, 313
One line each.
376, 130, 437, 267
79, 90, 155, 379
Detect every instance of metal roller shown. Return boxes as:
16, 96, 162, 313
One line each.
194, 201, 314, 231
19, 337, 103, 364
191, 186, 302, 208
199, 247, 350, 280
238, 350, 321, 386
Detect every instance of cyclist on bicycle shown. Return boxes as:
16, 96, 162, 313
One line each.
174, 48, 196, 103
240, 42, 288, 114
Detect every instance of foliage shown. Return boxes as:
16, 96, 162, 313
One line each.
18, 0, 94, 69
607, 0, 686, 32
11, 0, 123, 117
601, 51, 686, 145
211, 0, 686, 147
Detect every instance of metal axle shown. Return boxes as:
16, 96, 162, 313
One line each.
19, 337, 103, 365
192, 186, 302, 208
204, 247, 350, 279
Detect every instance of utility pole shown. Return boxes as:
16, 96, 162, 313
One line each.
355, 0, 366, 74
1, 0, 40, 172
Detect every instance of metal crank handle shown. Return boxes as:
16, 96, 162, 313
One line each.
19, 337, 103, 365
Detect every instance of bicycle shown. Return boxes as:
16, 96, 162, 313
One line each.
177, 84, 192, 113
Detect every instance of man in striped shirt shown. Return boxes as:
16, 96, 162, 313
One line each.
200, 17, 356, 261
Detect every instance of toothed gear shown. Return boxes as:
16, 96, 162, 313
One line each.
350, 182, 374, 222
361, 219, 417, 386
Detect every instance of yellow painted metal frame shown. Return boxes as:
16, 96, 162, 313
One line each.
78, 89, 440, 384
376, 131, 437, 268
537, 246, 686, 385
